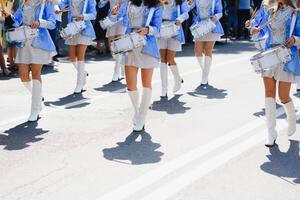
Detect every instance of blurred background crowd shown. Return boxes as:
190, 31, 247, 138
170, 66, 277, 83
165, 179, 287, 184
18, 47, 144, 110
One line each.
0, 0, 260, 77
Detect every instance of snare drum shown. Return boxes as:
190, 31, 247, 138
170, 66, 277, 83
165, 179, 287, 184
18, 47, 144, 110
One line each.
250, 45, 292, 73
159, 21, 180, 38
252, 36, 267, 51
99, 17, 115, 30
60, 21, 86, 39
110, 32, 146, 55
6, 26, 38, 43
190, 19, 216, 39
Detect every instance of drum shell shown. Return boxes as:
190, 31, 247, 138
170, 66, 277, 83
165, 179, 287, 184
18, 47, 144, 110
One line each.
250, 46, 292, 73
110, 33, 146, 55
60, 21, 86, 39
190, 19, 216, 39
99, 17, 114, 30
159, 22, 180, 38
6, 26, 38, 42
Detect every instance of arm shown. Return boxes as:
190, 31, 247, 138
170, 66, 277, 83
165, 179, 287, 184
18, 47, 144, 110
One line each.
83, 0, 96, 20
98, 0, 108, 8
250, 5, 264, 28
213, 0, 223, 20
39, 1, 56, 30
147, 6, 162, 36
292, 13, 300, 46
58, 0, 68, 10
12, 3, 23, 27
177, 0, 189, 23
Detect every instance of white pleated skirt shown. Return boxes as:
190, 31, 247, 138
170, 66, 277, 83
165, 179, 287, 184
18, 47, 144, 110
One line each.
65, 33, 93, 46
125, 47, 159, 69
262, 65, 296, 83
195, 32, 222, 42
15, 40, 52, 65
158, 37, 182, 52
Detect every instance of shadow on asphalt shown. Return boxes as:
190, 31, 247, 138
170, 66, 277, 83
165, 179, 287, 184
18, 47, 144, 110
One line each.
151, 94, 191, 114
260, 140, 300, 185
102, 131, 163, 165
94, 80, 127, 93
253, 103, 282, 118
187, 84, 228, 99
0, 121, 49, 150
44, 93, 90, 109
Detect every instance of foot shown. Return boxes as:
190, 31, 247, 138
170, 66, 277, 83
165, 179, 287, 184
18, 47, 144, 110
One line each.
133, 125, 145, 132
265, 130, 277, 147
28, 111, 40, 122
2, 68, 12, 76
200, 83, 209, 87
173, 78, 183, 93
265, 139, 276, 148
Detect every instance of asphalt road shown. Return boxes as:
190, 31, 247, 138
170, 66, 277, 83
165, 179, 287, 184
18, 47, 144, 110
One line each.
0, 41, 299, 200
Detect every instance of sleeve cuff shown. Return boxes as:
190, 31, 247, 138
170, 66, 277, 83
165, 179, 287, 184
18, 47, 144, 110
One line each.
215, 13, 222, 20
294, 36, 300, 46
148, 26, 155, 35
83, 14, 92, 21
176, 16, 185, 23
54, 5, 60, 11
39, 19, 48, 28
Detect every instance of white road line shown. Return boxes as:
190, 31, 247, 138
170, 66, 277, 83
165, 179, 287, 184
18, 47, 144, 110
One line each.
95, 103, 297, 200
141, 118, 296, 200
0, 56, 250, 128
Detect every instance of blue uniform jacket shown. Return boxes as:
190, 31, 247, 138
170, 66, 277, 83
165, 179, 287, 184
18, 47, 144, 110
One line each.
163, 0, 189, 44
189, 0, 224, 36
13, 1, 56, 54
113, 2, 163, 59
59, 0, 96, 39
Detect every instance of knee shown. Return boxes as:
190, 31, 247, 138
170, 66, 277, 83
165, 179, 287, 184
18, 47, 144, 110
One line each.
161, 58, 167, 64
167, 57, 176, 65
142, 80, 152, 89
265, 90, 276, 98
31, 71, 41, 80
279, 94, 290, 104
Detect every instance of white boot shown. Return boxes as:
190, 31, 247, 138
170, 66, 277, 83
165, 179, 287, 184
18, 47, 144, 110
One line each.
74, 61, 87, 94
72, 62, 78, 71
297, 82, 300, 92
283, 101, 297, 136
128, 90, 139, 125
112, 54, 122, 82
197, 56, 204, 70
28, 80, 42, 122
134, 88, 152, 132
22, 81, 32, 93
160, 63, 168, 97
120, 55, 125, 77
201, 56, 212, 85
170, 64, 183, 93
265, 97, 278, 147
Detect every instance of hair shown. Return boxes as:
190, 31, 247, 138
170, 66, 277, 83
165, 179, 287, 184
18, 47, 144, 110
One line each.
130, 0, 160, 7
274, 0, 298, 11
175, 0, 183, 5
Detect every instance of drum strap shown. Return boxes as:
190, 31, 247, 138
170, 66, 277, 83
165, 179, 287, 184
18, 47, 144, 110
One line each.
82, 0, 88, 14
38, 0, 45, 19
145, 7, 155, 27
289, 12, 297, 37
211, 0, 215, 15
177, 5, 180, 16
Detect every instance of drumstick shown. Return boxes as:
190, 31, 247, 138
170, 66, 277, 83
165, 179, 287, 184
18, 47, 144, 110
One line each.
249, 7, 258, 21
259, 13, 277, 29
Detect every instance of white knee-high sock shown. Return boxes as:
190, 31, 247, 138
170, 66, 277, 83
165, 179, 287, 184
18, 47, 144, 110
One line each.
197, 56, 204, 70
22, 81, 32, 93
201, 56, 212, 85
